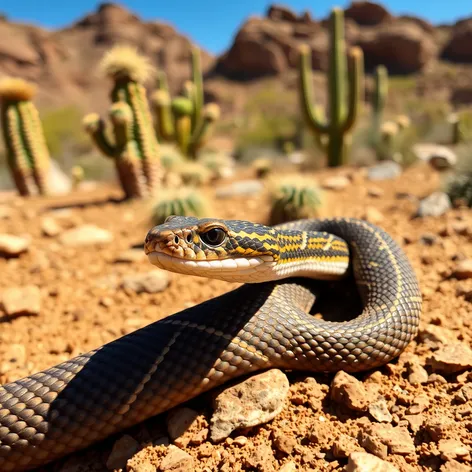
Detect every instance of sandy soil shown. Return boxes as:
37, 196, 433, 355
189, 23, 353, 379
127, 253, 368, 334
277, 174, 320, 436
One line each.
0, 164, 471, 472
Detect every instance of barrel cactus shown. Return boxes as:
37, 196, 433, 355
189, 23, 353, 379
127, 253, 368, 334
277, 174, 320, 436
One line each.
151, 187, 210, 225
0, 77, 50, 196
151, 47, 220, 160
298, 8, 364, 167
83, 46, 161, 199
269, 177, 325, 225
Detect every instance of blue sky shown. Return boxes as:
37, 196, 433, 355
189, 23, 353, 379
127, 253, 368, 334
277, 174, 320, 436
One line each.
2, 1, 471, 54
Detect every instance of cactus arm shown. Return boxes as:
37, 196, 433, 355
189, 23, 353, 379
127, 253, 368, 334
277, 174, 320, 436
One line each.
83, 113, 116, 157
370, 64, 388, 146
329, 7, 347, 129
172, 97, 193, 156
190, 47, 204, 133
188, 103, 220, 159
19, 101, 50, 194
151, 90, 175, 141
342, 47, 364, 133
109, 102, 133, 152
298, 45, 329, 133
1, 103, 34, 195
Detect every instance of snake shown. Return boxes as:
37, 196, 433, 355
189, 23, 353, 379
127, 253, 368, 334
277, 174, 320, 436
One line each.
0, 216, 421, 471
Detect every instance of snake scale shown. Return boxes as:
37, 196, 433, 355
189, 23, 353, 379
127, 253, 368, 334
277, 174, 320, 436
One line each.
0, 217, 421, 471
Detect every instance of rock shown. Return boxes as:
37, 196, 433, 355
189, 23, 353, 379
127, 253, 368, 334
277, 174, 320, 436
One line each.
106, 434, 139, 470
440, 460, 471, 472
267, 5, 298, 22
159, 445, 194, 471
279, 461, 297, 472
427, 343, 472, 374
419, 324, 457, 345
344, 2, 392, 26
357, 21, 437, 73
406, 394, 429, 415
367, 187, 384, 198
121, 270, 169, 294
330, 371, 369, 412
332, 434, 363, 458
419, 233, 438, 245
417, 192, 451, 218
404, 414, 425, 433
1, 285, 41, 317
454, 385, 472, 404
0, 234, 29, 257
369, 397, 393, 423
46, 160, 73, 195
321, 175, 350, 191
424, 417, 457, 441
41, 216, 62, 237
210, 369, 289, 441
59, 224, 113, 246
438, 439, 471, 461
113, 249, 147, 263
363, 207, 384, 224
406, 362, 429, 385
215, 180, 263, 198
167, 407, 199, 441
346, 452, 400, 472
442, 19, 472, 63
359, 423, 415, 459
412, 143, 457, 170
367, 161, 402, 181
272, 432, 297, 454
452, 259, 472, 280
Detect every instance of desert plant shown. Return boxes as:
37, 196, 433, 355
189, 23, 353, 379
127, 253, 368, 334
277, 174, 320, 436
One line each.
151, 187, 210, 225
446, 173, 472, 207
0, 77, 50, 196
175, 161, 213, 186
151, 47, 220, 160
83, 45, 161, 199
199, 151, 234, 179
269, 177, 325, 225
71, 165, 84, 189
298, 8, 364, 167
370, 65, 388, 151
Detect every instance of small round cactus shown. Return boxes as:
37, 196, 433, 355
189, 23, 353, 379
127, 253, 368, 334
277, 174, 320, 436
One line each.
176, 162, 213, 186
446, 173, 472, 208
269, 177, 325, 225
151, 188, 210, 225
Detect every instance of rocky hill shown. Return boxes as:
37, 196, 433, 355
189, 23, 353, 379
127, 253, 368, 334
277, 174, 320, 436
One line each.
1, 1, 472, 117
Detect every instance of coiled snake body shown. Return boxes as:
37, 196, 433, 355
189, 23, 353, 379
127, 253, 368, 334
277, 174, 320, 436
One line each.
0, 217, 421, 471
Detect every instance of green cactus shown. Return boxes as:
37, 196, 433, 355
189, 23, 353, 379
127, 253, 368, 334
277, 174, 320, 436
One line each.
371, 65, 388, 150
269, 177, 325, 225
298, 8, 364, 167
446, 172, 472, 208
0, 78, 50, 196
151, 47, 220, 160
151, 187, 210, 225
83, 46, 161, 199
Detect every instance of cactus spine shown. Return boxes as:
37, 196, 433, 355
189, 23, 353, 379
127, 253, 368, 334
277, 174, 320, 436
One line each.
83, 46, 161, 199
0, 78, 50, 196
151, 47, 220, 160
299, 8, 364, 167
371, 65, 388, 151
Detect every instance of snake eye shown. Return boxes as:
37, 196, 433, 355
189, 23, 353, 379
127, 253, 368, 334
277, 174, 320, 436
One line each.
201, 228, 226, 247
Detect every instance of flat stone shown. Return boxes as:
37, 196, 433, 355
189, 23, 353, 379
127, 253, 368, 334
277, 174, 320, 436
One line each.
369, 397, 393, 423
159, 445, 194, 471
215, 180, 263, 198
427, 343, 472, 374
452, 259, 472, 280
359, 423, 415, 459
106, 434, 139, 470
121, 270, 169, 294
41, 217, 62, 237
346, 452, 400, 472
367, 161, 402, 181
417, 192, 451, 218
59, 224, 113, 246
321, 175, 350, 191
0, 234, 29, 257
331, 371, 370, 412
210, 369, 289, 441
1, 285, 41, 317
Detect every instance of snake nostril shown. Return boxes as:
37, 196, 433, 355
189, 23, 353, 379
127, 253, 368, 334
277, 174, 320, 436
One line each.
186, 233, 192, 243
174, 235, 179, 245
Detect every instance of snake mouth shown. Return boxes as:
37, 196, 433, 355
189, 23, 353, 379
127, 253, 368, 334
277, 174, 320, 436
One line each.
147, 251, 277, 282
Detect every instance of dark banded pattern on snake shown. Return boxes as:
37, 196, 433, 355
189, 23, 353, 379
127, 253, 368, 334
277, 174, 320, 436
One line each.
0, 218, 421, 471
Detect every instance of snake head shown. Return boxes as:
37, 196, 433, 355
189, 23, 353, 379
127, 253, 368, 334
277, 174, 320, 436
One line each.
144, 216, 279, 282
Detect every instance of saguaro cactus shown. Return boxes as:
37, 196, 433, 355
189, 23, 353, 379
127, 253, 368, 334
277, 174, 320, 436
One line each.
0, 78, 50, 196
151, 47, 220, 160
371, 65, 388, 149
83, 46, 161, 199
298, 8, 364, 167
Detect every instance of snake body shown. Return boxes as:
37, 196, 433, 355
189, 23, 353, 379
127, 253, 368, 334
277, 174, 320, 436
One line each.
0, 217, 421, 471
